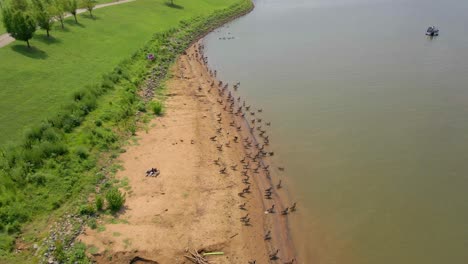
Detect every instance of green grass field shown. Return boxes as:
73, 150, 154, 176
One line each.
0, 0, 237, 145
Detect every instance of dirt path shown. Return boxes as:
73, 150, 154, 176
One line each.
0, 0, 136, 48
78, 41, 297, 263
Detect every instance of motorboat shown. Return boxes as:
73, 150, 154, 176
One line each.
426, 26, 439, 36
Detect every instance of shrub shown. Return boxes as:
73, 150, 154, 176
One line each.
24, 126, 43, 142
55, 241, 66, 263
67, 242, 90, 263
150, 101, 163, 116
94, 119, 103, 127
0, 234, 15, 254
137, 102, 146, 112
88, 218, 97, 230
101, 78, 114, 89
75, 146, 89, 159
73, 89, 87, 101
79, 204, 96, 216
95, 196, 103, 211
105, 188, 125, 213
42, 128, 60, 142
27, 172, 47, 186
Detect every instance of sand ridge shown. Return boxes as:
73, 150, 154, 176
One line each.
78, 41, 297, 263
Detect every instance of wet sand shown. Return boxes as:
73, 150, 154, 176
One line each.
78, 41, 297, 263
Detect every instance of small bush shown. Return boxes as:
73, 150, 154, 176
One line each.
137, 102, 146, 112
73, 89, 87, 101
101, 78, 114, 89
79, 204, 96, 216
67, 242, 90, 263
75, 146, 89, 159
27, 173, 47, 186
55, 241, 66, 263
150, 101, 163, 116
95, 196, 103, 211
105, 188, 125, 213
42, 128, 60, 142
94, 119, 103, 127
24, 127, 43, 142
88, 218, 97, 230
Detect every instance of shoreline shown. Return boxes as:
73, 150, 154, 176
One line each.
196, 40, 299, 262
78, 40, 298, 263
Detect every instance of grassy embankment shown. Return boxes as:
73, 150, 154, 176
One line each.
0, 0, 253, 262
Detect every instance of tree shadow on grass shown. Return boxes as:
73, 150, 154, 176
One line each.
164, 2, 184, 9
65, 19, 85, 28
53, 24, 71, 32
11, 44, 48, 59
35, 34, 62, 45
81, 13, 100, 20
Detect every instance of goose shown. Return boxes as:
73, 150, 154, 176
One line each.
239, 203, 246, 210
290, 202, 297, 212
267, 204, 275, 214
276, 180, 282, 189
269, 249, 279, 260
240, 213, 249, 221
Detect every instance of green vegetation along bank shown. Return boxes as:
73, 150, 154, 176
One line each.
0, 0, 253, 262
0, 0, 241, 145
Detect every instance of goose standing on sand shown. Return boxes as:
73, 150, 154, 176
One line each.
269, 249, 279, 260
239, 203, 246, 210
290, 202, 297, 212
267, 204, 275, 214
277, 180, 282, 189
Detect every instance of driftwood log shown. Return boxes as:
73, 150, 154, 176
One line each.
184, 249, 210, 264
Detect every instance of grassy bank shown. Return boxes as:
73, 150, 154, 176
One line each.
0, 0, 240, 145
0, 0, 253, 262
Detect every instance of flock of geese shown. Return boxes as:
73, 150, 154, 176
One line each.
188, 43, 298, 264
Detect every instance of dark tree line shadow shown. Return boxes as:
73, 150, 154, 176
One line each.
11, 45, 48, 59
165, 1, 184, 9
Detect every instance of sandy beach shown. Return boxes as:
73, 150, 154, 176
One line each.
78, 41, 297, 263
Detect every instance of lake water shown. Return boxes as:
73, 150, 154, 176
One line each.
203, 0, 468, 263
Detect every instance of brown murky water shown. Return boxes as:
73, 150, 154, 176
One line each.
203, 0, 468, 263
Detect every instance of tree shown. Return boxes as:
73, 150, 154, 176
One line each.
2, 7, 36, 47
51, 0, 66, 29
65, 0, 78, 23
81, 0, 96, 18
32, 0, 54, 37
10, 0, 29, 11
